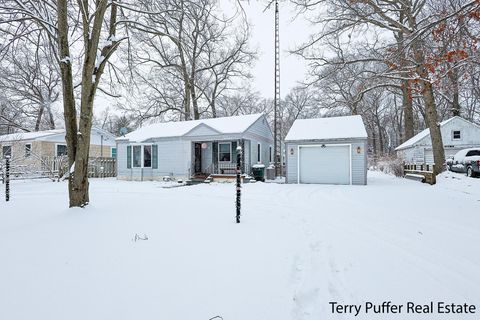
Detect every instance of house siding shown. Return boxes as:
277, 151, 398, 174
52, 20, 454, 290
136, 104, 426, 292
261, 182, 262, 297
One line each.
285, 139, 367, 185
396, 117, 480, 164
117, 138, 191, 181
116, 114, 274, 180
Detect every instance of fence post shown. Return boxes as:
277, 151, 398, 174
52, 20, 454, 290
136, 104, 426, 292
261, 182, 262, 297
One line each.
5, 155, 10, 201
236, 146, 242, 224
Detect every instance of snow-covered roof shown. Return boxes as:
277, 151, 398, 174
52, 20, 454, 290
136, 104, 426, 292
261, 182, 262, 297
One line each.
0, 129, 65, 142
394, 116, 479, 151
285, 115, 368, 141
121, 113, 264, 142
0, 127, 116, 143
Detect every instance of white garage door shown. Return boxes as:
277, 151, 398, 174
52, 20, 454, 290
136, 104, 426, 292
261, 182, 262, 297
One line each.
299, 145, 351, 184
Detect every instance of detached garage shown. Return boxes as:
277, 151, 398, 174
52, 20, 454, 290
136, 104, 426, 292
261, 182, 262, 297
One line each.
285, 115, 368, 185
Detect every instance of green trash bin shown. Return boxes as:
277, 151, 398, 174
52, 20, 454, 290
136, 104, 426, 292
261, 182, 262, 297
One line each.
252, 164, 266, 182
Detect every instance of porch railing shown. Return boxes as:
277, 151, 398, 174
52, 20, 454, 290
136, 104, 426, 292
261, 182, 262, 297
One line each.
204, 163, 239, 175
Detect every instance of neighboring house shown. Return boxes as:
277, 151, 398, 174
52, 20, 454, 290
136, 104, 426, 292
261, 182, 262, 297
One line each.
284, 115, 368, 185
116, 113, 274, 181
0, 128, 117, 170
395, 116, 480, 164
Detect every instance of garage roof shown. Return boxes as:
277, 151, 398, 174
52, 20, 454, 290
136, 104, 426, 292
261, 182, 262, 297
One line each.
285, 115, 368, 141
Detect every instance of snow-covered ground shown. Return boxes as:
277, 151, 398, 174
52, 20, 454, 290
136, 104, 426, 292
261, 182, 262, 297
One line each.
0, 171, 479, 320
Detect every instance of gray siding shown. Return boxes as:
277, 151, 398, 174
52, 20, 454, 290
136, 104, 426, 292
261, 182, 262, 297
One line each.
116, 115, 275, 180
397, 117, 480, 163
184, 124, 219, 137
285, 139, 367, 185
117, 138, 191, 181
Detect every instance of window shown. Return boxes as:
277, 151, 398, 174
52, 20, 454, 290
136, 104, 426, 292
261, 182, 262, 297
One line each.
466, 150, 480, 157
25, 144, 32, 157
56, 144, 67, 156
257, 143, 261, 162
269, 146, 272, 162
132, 145, 141, 167
111, 147, 117, 158
219, 142, 231, 162
129, 145, 157, 168
2, 146, 11, 158
453, 130, 461, 140
143, 145, 152, 167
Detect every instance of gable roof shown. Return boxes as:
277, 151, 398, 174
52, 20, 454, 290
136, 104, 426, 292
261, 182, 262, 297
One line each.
121, 113, 265, 142
285, 115, 368, 141
0, 129, 65, 143
394, 116, 480, 151
0, 127, 116, 143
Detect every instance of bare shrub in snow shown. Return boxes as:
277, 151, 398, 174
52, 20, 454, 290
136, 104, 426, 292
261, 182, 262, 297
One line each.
373, 156, 404, 177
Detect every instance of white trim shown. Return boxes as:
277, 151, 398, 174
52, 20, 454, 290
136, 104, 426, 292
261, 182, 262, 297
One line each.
218, 141, 232, 163
55, 143, 68, 157
297, 143, 352, 185
25, 143, 32, 157
131, 144, 153, 168
132, 145, 142, 168
143, 145, 152, 168
452, 130, 462, 141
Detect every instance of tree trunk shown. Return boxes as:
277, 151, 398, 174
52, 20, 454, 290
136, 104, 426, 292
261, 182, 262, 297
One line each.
412, 40, 445, 175
35, 103, 45, 131
47, 104, 56, 129
448, 68, 461, 117
191, 78, 200, 120
402, 79, 414, 141
57, 0, 78, 206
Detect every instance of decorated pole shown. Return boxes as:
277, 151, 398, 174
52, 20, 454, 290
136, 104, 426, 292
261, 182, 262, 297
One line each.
236, 146, 242, 223
5, 155, 10, 202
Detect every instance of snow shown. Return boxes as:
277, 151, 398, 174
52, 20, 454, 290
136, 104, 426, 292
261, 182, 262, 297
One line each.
0, 171, 479, 320
60, 56, 71, 64
394, 116, 476, 151
0, 129, 65, 142
285, 115, 368, 141
121, 113, 264, 142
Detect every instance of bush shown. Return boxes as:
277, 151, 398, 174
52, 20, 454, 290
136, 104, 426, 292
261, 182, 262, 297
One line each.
371, 156, 404, 177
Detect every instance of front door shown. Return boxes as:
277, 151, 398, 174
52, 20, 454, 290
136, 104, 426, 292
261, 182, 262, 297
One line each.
194, 143, 202, 173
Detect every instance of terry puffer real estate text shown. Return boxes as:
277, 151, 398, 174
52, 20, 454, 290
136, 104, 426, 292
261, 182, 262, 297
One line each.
329, 301, 476, 317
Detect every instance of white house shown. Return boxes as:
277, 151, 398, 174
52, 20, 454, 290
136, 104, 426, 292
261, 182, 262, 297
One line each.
395, 116, 480, 164
116, 113, 274, 181
284, 115, 368, 185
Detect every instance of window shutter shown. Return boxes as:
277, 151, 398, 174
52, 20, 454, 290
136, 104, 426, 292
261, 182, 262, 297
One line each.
212, 142, 218, 165
152, 145, 158, 169
127, 146, 132, 169
232, 141, 237, 163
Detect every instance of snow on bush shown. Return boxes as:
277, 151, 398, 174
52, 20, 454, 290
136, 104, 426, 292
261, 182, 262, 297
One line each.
371, 156, 404, 177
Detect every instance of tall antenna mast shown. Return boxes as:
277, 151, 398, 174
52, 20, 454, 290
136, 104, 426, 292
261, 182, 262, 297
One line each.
263, 0, 282, 177
273, 0, 281, 177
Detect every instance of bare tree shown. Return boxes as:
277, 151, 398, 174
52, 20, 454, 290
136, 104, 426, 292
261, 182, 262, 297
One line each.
121, 0, 254, 121
293, 0, 479, 174
0, 39, 59, 131
0, 0, 126, 207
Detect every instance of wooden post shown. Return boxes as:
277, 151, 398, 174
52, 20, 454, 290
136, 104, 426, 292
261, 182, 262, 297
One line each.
5, 155, 10, 201
236, 146, 242, 224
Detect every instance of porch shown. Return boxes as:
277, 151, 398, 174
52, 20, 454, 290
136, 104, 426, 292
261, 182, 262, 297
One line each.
191, 139, 249, 178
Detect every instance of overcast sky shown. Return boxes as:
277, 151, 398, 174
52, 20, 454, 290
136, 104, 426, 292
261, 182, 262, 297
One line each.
239, 0, 310, 99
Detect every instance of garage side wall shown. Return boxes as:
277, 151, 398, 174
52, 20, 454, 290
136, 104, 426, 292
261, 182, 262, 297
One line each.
285, 139, 367, 185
